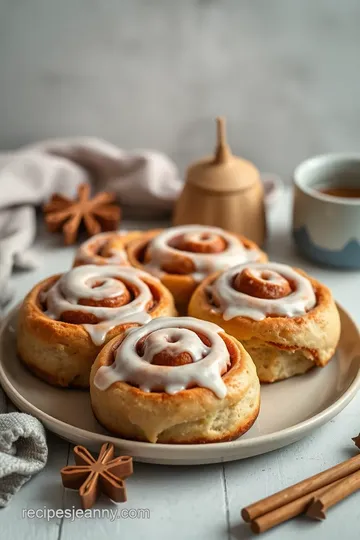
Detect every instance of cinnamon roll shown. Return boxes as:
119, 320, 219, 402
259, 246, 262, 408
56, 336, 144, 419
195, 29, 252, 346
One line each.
17, 265, 176, 388
189, 262, 341, 382
90, 317, 260, 443
73, 230, 141, 267
126, 225, 267, 313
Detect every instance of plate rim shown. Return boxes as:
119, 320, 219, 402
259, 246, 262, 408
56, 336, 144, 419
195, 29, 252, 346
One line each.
1, 303, 359, 462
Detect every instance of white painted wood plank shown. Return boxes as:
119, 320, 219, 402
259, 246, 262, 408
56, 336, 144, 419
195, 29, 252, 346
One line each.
0, 434, 69, 540
60, 452, 228, 540
225, 401, 360, 540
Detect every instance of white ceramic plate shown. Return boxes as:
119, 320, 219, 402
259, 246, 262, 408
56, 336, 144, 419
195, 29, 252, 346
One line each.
1, 305, 359, 465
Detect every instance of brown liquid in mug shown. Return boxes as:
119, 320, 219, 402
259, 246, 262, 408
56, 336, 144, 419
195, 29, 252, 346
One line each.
318, 186, 360, 199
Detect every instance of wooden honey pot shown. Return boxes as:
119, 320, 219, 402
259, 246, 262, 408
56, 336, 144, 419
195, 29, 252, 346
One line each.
173, 117, 266, 246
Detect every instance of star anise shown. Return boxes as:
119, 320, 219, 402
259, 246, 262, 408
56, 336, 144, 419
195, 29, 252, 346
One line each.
352, 434, 360, 449
60, 443, 133, 509
43, 183, 121, 245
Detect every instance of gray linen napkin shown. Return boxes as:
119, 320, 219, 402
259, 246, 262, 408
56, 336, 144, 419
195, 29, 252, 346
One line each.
0, 387, 47, 507
0, 137, 181, 307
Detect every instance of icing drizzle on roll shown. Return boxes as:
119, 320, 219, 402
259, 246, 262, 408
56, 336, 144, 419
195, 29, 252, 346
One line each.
143, 225, 262, 282
210, 262, 316, 321
43, 265, 154, 345
94, 317, 231, 398
75, 232, 129, 265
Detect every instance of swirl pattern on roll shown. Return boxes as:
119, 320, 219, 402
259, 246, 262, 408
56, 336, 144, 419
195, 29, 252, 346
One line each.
143, 225, 262, 282
94, 317, 231, 398
75, 232, 129, 266
43, 265, 155, 345
209, 262, 316, 321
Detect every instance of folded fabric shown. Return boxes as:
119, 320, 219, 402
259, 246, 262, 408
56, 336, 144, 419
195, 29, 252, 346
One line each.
0, 206, 38, 307
0, 137, 182, 307
0, 387, 48, 507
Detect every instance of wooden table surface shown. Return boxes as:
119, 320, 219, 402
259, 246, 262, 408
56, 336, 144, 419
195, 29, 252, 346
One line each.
2, 191, 360, 540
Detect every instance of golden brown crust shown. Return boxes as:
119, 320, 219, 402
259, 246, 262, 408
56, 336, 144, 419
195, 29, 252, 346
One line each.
188, 268, 341, 383
90, 330, 260, 444
126, 228, 267, 314
17, 272, 177, 388
73, 231, 141, 267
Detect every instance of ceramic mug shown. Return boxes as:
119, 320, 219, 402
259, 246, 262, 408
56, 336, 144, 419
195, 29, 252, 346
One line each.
292, 154, 360, 268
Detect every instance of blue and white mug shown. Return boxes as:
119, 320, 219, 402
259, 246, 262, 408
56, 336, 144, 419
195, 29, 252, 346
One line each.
293, 154, 360, 268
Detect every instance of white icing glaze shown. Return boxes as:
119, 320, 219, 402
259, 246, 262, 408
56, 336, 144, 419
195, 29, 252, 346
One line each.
143, 225, 261, 282
210, 262, 316, 321
94, 317, 231, 398
75, 232, 129, 265
43, 265, 154, 345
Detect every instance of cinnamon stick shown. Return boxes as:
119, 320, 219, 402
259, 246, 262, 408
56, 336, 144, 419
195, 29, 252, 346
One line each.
306, 468, 360, 520
251, 478, 344, 534
241, 453, 360, 522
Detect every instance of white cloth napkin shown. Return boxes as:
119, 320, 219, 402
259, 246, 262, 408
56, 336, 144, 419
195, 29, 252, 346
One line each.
0, 137, 182, 307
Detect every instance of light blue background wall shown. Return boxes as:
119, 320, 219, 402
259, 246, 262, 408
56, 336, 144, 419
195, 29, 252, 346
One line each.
1, 0, 360, 180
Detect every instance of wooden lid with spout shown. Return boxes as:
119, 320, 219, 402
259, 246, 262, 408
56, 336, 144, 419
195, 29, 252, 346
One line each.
185, 117, 259, 193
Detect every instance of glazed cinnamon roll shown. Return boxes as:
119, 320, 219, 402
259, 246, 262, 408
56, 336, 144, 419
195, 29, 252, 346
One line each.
189, 262, 341, 382
73, 231, 141, 267
90, 317, 260, 443
126, 225, 267, 313
17, 265, 176, 388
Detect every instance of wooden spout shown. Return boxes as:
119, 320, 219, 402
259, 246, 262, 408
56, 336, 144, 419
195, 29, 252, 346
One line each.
214, 117, 232, 164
